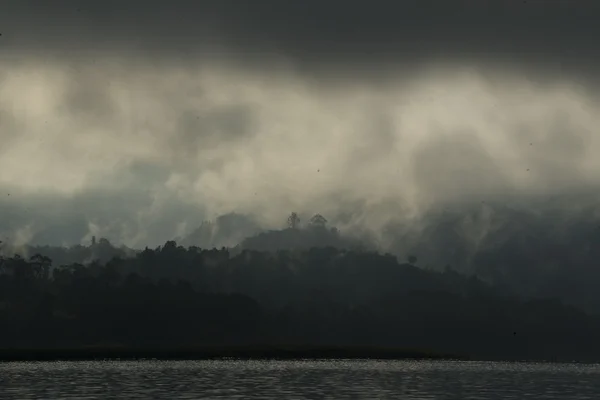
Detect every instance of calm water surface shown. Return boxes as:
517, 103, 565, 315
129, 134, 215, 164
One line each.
1, 359, 599, 399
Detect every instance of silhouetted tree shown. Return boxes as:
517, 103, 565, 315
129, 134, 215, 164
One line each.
287, 212, 301, 229
29, 253, 51, 281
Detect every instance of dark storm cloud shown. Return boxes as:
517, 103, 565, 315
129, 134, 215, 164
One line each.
2, 1, 599, 73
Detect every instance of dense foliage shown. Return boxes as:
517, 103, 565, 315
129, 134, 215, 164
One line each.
1, 241, 598, 361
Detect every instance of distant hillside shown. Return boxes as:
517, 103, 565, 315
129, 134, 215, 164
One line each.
179, 213, 262, 249
0, 237, 136, 267
382, 195, 600, 312
238, 226, 367, 253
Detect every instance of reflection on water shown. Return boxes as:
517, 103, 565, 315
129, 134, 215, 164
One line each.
1, 360, 599, 399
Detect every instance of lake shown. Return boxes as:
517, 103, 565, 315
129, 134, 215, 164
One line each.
1, 359, 599, 399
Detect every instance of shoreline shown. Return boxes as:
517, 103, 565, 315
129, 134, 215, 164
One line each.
0, 346, 466, 362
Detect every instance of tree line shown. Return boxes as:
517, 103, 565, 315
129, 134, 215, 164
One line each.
1, 241, 599, 361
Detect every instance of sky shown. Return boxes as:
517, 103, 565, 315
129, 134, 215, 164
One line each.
1, 1, 600, 248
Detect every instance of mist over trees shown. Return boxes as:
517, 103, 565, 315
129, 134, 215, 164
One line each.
237, 213, 366, 254
381, 198, 600, 313
178, 213, 262, 250
4, 202, 600, 315
0, 237, 135, 269
3, 203, 600, 361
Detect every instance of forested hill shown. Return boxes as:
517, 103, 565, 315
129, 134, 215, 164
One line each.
5, 202, 600, 318
1, 244, 599, 362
